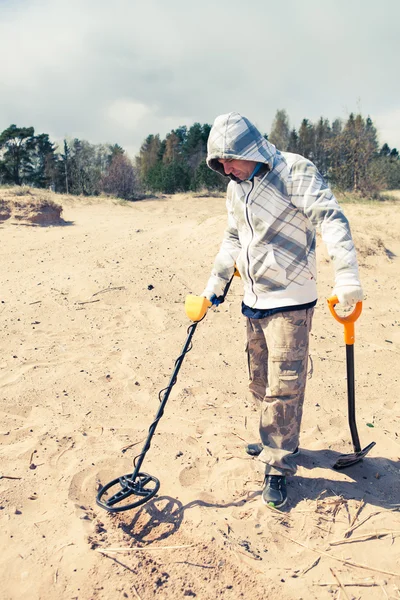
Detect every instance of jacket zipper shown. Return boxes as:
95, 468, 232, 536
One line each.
243, 179, 258, 306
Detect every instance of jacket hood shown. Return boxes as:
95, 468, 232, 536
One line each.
206, 112, 276, 181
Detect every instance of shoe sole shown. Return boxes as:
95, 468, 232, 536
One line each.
262, 495, 288, 509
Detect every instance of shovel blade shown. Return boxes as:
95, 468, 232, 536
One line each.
333, 441, 376, 470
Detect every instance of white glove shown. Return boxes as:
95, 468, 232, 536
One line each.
333, 283, 363, 307
201, 288, 214, 301
201, 278, 226, 301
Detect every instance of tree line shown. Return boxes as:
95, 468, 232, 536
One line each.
268, 110, 400, 196
0, 125, 138, 199
1, 111, 399, 199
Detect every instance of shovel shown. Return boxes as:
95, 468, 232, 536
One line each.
327, 295, 376, 469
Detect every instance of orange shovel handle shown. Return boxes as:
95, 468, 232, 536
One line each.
327, 296, 362, 345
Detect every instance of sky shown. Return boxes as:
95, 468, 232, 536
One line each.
1, 0, 399, 157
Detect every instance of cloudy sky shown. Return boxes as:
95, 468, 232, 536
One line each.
1, 0, 399, 157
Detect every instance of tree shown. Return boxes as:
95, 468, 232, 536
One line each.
380, 142, 391, 157
60, 140, 71, 193
101, 153, 139, 199
313, 117, 331, 176
0, 124, 35, 185
298, 119, 315, 160
163, 132, 182, 164
327, 113, 381, 194
30, 133, 57, 188
66, 139, 104, 196
183, 122, 207, 169
161, 161, 191, 193
287, 128, 299, 154
191, 160, 227, 192
136, 134, 161, 187
269, 110, 290, 151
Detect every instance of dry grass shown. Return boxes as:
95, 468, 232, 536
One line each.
380, 189, 400, 201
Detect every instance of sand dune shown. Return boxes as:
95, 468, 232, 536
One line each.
1, 191, 399, 599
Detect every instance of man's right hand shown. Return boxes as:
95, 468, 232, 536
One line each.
201, 289, 224, 306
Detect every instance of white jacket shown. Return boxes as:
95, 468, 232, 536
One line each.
205, 112, 361, 309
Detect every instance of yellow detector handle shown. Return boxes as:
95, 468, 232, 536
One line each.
327, 295, 362, 345
185, 266, 240, 322
185, 295, 212, 322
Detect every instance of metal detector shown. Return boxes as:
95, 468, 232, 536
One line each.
96, 275, 235, 512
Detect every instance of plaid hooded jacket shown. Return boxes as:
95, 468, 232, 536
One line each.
204, 112, 361, 309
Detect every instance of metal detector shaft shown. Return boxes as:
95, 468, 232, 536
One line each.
130, 272, 236, 478
130, 322, 198, 480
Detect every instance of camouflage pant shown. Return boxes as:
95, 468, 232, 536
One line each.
246, 308, 314, 476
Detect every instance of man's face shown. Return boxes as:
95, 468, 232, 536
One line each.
218, 158, 258, 181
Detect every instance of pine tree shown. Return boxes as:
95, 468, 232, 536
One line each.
0, 124, 35, 185
30, 134, 57, 188
298, 119, 315, 160
287, 128, 299, 154
191, 160, 226, 192
314, 117, 331, 176
184, 122, 206, 169
269, 110, 290, 151
136, 134, 161, 187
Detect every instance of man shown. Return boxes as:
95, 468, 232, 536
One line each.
201, 112, 363, 508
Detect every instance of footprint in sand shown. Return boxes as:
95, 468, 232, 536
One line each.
178, 459, 203, 488
68, 459, 134, 508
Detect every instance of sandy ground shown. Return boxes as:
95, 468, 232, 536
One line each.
0, 190, 399, 600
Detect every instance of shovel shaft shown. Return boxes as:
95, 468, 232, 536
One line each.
346, 344, 361, 453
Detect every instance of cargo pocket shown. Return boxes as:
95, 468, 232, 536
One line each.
269, 349, 306, 397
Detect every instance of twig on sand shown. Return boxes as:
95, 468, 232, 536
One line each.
231, 432, 247, 443
301, 556, 320, 575
174, 561, 216, 569
56, 542, 75, 553
97, 544, 196, 554
121, 440, 143, 453
92, 286, 126, 297
28, 450, 36, 467
343, 510, 386, 538
77, 299, 100, 305
315, 582, 379, 588
381, 584, 389, 598
330, 568, 351, 600
349, 500, 365, 530
281, 534, 400, 578
132, 585, 142, 600
330, 530, 400, 546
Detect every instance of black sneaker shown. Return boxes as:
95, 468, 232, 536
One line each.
262, 475, 287, 508
245, 443, 299, 457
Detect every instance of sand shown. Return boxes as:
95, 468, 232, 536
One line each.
0, 190, 399, 600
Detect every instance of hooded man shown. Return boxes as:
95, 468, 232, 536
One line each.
202, 112, 363, 508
